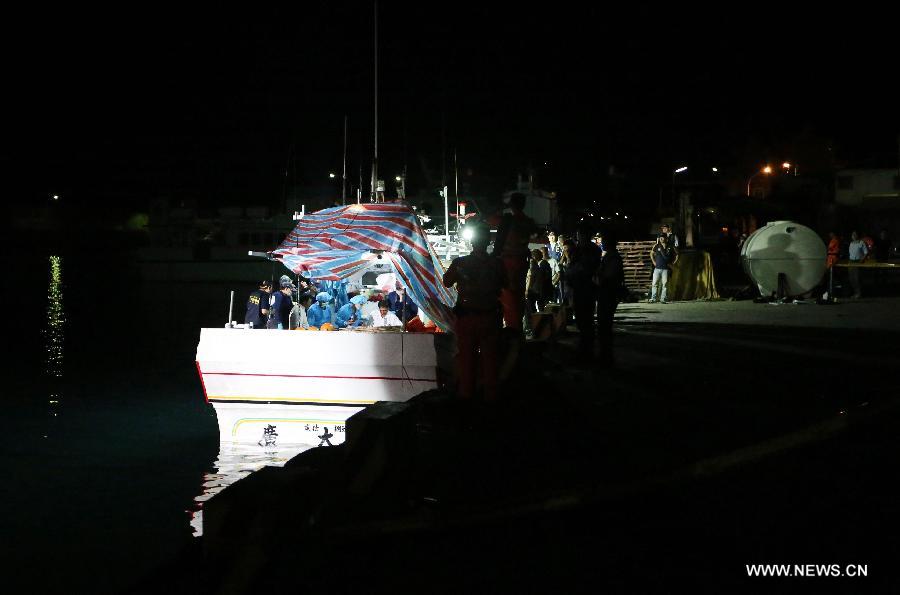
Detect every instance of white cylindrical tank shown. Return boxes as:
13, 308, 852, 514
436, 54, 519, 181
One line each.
741, 221, 826, 297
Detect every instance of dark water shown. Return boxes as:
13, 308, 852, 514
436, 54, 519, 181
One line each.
0, 246, 263, 592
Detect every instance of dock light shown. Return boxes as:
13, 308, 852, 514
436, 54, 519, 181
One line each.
674, 166, 688, 173
782, 162, 791, 169
52, 194, 59, 200
711, 167, 718, 172
461, 226, 474, 241
395, 176, 401, 182
747, 166, 774, 196
328, 173, 336, 178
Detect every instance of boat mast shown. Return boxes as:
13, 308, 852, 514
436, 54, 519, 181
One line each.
454, 149, 459, 232
441, 111, 448, 241
371, 0, 379, 202
342, 115, 348, 204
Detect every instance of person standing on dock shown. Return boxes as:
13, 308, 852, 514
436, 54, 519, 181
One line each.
848, 230, 868, 298
443, 224, 507, 402
541, 247, 558, 304
649, 234, 676, 304
595, 234, 625, 368
244, 280, 272, 329
566, 227, 602, 362
490, 192, 537, 332
826, 231, 841, 269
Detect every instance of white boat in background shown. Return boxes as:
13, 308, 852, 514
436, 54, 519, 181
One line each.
427, 233, 472, 267
135, 200, 297, 283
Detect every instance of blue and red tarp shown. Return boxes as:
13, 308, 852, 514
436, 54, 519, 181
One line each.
272, 202, 457, 331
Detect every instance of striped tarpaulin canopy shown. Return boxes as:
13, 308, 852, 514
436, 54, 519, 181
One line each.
272, 202, 457, 331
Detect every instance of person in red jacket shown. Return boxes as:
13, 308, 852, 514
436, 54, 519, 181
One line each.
489, 192, 538, 331
826, 231, 841, 269
443, 223, 507, 401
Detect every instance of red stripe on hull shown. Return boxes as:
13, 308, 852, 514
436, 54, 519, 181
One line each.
195, 361, 210, 403
200, 371, 437, 382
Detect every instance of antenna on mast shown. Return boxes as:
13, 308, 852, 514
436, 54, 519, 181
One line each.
454, 149, 459, 233
342, 115, 348, 204
371, 0, 379, 202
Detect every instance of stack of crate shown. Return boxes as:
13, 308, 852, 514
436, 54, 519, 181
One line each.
618, 240, 655, 295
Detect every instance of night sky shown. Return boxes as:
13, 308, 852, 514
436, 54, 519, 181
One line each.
7, 4, 899, 213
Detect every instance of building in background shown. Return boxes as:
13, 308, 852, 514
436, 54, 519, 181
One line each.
835, 169, 900, 207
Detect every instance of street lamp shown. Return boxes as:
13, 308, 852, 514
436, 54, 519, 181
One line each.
328, 173, 336, 179
672, 167, 689, 241
672, 166, 688, 203
746, 165, 772, 197
394, 174, 407, 200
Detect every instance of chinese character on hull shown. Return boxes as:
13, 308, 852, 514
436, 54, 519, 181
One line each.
258, 424, 278, 447
318, 427, 334, 447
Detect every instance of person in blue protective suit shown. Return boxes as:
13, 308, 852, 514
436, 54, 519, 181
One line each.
318, 279, 350, 310
307, 292, 335, 328
335, 294, 368, 329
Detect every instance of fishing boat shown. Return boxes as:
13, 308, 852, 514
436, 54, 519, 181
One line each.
195, 202, 456, 447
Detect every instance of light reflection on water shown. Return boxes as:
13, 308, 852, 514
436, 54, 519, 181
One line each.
189, 442, 312, 536
45, 255, 65, 425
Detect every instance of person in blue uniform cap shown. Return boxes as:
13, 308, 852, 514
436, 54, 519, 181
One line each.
244, 279, 272, 329
335, 294, 369, 329
307, 291, 335, 328
269, 278, 296, 329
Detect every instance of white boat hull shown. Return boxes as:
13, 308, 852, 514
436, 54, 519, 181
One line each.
196, 328, 446, 446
